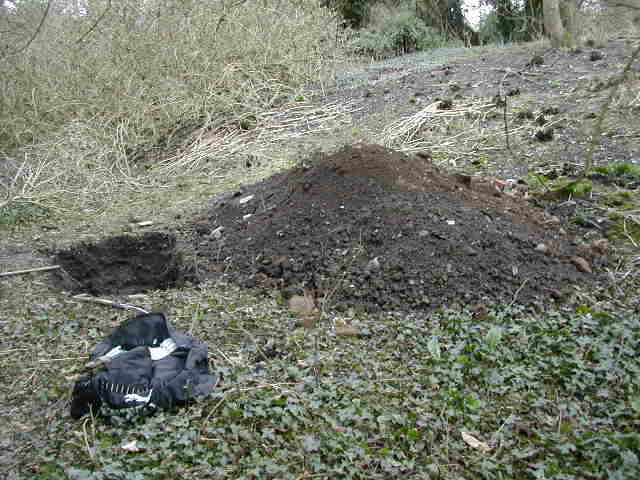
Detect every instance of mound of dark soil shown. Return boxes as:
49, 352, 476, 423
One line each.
54, 232, 185, 295
193, 144, 603, 311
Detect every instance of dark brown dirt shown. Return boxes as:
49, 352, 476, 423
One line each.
317, 39, 640, 179
192, 144, 605, 312
54, 232, 185, 295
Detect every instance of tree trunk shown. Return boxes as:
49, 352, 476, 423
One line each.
543, 0, 568, 48
560, 0, 580, 42
417, 0, 479, 45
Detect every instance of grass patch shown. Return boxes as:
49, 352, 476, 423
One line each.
0, 199, 52, 229
607, 214, 640, 244
591, 162, 640, 188
549, 178, 594, 200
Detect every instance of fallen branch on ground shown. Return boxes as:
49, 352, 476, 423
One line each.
0, 265, 61, 278
71, 294, 148, 313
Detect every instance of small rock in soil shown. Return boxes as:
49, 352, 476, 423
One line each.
288, 294, 315, 314
335, 326, 361, 337
570, 256, 592, 273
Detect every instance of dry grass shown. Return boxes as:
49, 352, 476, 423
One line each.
1, 0, 348, 213
377, 97, 557, 177
579, 3, 640, 43
378, 99, 501, 154
152, 99, 362, 177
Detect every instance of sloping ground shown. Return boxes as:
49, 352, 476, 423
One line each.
193, 144, 604, 311
312, 38, 640, 180
1, 38, 638, 480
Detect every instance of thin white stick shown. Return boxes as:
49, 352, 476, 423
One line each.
0, 265, 61, 277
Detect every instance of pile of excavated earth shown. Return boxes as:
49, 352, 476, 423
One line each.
187, 144, 606, 312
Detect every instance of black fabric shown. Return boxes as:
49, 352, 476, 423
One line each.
70, 312, 218, 419
105, 314, 171, 349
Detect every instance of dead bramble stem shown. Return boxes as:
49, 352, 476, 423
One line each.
585, 41, 640, 173
499, 70, 517, 156
0, 265, 61, 278
509, 278, 529, 308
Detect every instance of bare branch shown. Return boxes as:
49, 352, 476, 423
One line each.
585, 42, 640, 172
0, 265, 61, 278
0, 0, 51, 60
76, 0, 112, 45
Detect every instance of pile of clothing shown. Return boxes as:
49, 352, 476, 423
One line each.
71, 312, 218, 418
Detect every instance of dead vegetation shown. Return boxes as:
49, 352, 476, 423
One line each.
1, 0, 349, 213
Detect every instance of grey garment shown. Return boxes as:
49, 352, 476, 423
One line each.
71, 313, 219, 419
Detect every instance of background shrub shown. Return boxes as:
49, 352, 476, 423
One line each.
0, 1, 341, 156
322, 0, 372, 29
349, 1, 445, 58
0, 0, 344, 208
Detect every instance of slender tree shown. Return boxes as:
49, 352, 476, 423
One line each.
416, 0, 479, 45
543, 0, 568, 47
523, 0, 544, 38
480, 0, 545, 42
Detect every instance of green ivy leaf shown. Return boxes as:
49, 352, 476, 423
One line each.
302, 435, 321, 452
486, 326, 503, 349
427, 336, 441, 360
